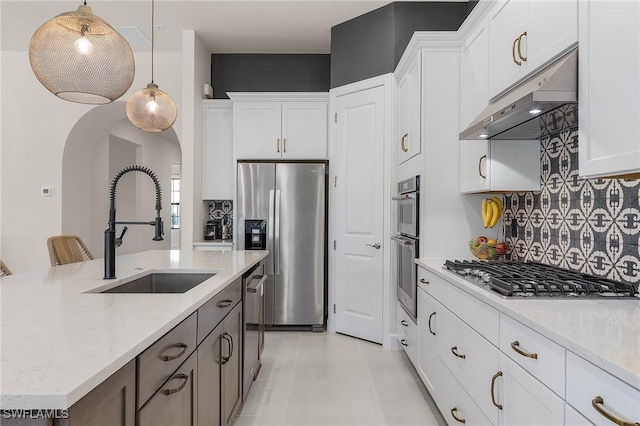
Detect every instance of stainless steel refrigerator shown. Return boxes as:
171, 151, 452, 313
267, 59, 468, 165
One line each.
237, 162, 326, 330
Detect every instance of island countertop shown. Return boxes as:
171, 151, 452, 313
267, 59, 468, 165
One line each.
0, 249, 268, 409
416, 258, 640, 391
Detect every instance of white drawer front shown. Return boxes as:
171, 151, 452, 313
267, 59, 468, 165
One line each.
437, 357, 492, 426
500, 313, 566, 397
437, 305, 500, 424
397, 301, 418, 344
397, 325, 418, 367
566, 351, 640, 426
422, 268, 499, 345
566, 403, 594, 426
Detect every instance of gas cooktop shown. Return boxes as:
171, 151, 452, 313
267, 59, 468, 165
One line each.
444, 260, 639, 299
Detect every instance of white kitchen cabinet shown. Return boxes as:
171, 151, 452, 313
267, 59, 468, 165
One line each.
488, 0, 578, 99
565, 404, 594, 426
397, 302, 418, 366
203, 100, 233, 200
566, 351, 640, 426
578, 0, 640, 178
396, 51, 421, 164
417, 287, 438, 395
459, 139, 540, 193
230, 93, 328, 160
460, 19, 489, 131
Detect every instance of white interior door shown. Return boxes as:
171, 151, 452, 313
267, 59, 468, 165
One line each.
333, 85, 385, 344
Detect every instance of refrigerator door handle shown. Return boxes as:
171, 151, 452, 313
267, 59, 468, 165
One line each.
267, 190, 275, 275
274, 189, 281, 276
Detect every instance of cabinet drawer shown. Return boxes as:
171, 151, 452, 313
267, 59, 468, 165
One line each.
137, 351, 197, 426
137, 313, 197, 409
437, 306, 499, 424
422, 268, 499, 345
437, 357, 492, 426
398, 324, 418, 367
566, 351, 640, 426
397, 302, 418, 344
566, 403, 594, 426
500, 313, 566, 397
197, 276, 242, 343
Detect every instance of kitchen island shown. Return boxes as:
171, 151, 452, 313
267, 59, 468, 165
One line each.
0, 249, 268, 416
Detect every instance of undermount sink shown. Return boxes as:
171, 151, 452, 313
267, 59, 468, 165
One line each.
101, 272, 216, 294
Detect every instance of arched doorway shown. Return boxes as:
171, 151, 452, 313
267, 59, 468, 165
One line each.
62, 101, 181, 257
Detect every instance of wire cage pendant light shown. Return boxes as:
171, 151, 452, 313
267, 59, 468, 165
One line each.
126, 0, 177, 133
28, 2, 135, 105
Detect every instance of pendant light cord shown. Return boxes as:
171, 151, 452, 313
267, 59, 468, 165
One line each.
151, 0, 155, 84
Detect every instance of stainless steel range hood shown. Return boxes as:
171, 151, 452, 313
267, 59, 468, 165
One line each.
460, 49, 578, 140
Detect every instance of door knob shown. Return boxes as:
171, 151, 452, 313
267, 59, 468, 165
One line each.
366, 243, 381, 249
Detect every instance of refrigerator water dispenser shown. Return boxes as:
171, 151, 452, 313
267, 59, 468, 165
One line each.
245, 219, 266, 250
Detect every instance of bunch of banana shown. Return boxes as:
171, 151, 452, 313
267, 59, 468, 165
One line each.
482, 196, 503, 228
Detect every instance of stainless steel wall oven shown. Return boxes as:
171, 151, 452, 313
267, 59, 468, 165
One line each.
393, 176, 420, 319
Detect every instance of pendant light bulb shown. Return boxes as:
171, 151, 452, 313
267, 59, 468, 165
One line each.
126, 0, 177, 132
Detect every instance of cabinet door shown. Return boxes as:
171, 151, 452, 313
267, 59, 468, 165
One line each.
460, 22, 489, 130
578, 0, 640, 178
281, 103, 328, 159
489, 0, 527, 98
222, 303, 243, 426
565, 404, 594, 426
397, 53, 421, 164
497, 353, 565, 426
61, 360, 135, 426
527, 0, 577, 73
460, 139, 490, 193
137, 352, 197, 426
234, 102, 282, 159
198, 322, 223, 426
203, 101, 233, 200
417, 289, 438, 395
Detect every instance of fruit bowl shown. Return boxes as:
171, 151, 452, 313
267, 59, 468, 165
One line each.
469, 241, 506, 261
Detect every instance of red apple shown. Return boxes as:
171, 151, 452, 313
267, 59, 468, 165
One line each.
476, 236, 488, 244
495, 242, 508, 255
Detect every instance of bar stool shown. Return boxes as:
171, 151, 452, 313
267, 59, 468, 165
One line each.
47, 235, 95, 266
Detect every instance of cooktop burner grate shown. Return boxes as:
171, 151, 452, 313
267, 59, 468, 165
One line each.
444, 260, 639, 298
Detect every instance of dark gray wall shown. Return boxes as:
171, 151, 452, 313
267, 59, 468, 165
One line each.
331, 2, 470, 88
211, 54, 330, 99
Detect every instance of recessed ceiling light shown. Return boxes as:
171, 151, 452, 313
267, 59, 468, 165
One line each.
529, 109, 542, 114
478, 134, 489, 138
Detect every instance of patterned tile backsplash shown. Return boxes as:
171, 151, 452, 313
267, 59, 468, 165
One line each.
208, 200, 233, 232
504, 105, 640, 284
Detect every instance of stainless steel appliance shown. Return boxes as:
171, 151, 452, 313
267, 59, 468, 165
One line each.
243, 262, 265, 401
444, 260, 639, 299
237, 162, 326, 330
393, 176, 420, 319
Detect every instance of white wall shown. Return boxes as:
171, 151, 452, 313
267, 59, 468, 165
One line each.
1, 45, 186, 272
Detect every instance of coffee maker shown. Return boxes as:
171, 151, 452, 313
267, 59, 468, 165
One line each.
204, 220, 221, 240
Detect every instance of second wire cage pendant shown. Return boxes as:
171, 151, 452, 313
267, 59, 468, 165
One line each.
126, 0, 176, 132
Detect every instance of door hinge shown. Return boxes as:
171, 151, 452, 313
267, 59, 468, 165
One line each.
334, 112, 337, 123
333, 304, 336, 314
333, 240, 336, 250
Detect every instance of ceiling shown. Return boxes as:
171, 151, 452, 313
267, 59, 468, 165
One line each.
1, 0, 463, 54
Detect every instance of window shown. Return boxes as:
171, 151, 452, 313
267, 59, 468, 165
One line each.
170, 177, 180, 229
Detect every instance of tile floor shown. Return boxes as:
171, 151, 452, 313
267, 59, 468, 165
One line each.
234, 331, 446, 426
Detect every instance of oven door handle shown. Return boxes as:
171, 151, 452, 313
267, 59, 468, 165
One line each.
391, 235, 416, 246
392, 194, 416, 201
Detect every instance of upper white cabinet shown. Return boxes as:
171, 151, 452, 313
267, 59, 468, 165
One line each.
460, 19, 489, 131
203, 100, 233, 200
229, 93, 328, 160
397, 51, 422, 164
578, 0, 640, 178
488, 0, 578, 99
460, 139, 540, 193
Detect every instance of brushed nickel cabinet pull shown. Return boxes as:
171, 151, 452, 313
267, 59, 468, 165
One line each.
428, 312, 436, 336
478, 155, 487, 178
491, 371, 503, 410
511, 341, 538, 359
161, 373, 189, 396
517, 31, 527, 62
451, 346, 466, 359
220, 332, 232, 365
400, 320, 409, 327
400, 339, 408, 347
217, 299, 233, 308
512, 37, 522, 66
161, 343, 188, 362
277, 138, 280, 153
420, 278, 430, 285
592, 396, 640, 426
450, 407, 466, 424
401, 133, 409, 152
283, 138, 287, 153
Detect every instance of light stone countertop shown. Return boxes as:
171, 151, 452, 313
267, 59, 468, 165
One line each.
416, 258, 640, 390
0, 249, 268, 409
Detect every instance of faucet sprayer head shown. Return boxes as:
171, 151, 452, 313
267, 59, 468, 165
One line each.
153, 216, 164, 241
